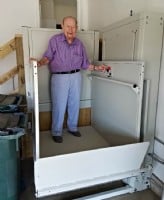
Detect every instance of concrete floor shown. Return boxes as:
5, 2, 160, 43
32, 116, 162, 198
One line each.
20, 187, 160, 200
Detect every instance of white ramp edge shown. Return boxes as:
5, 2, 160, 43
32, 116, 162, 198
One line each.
34, 141, 149, 198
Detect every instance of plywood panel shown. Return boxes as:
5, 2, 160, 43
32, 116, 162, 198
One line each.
39, 107, 91, 131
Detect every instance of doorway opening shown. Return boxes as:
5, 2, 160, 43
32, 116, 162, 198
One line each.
39, 0, 77, 29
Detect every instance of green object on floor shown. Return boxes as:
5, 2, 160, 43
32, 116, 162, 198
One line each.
0, 139, 19, 200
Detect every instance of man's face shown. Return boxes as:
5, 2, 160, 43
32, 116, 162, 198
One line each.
62, 18, 77, 42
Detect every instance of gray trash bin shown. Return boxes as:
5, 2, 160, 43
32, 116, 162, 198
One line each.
0, 132, 24, 200
0, 95, 26, 199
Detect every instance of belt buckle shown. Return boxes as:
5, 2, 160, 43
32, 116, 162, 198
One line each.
70, 70, 75, 74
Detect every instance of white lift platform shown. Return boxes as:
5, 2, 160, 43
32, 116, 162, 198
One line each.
31, 60, 151, 199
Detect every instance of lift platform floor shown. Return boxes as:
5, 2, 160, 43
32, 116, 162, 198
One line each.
40, 126, 110, 158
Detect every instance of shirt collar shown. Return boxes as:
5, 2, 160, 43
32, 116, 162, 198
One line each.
61, 33, 78, 45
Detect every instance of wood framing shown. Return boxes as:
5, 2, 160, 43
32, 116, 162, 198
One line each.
21, 133, 33, 159
0, 38, 16, 58
15, 34, 25, 95
0, 66, 18, 84
0, 35, 25, 95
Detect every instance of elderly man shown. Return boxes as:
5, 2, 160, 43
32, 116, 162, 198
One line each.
36, 16, 102, 143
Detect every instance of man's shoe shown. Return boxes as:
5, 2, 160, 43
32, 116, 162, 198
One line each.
52, 136, 63, 143
68, 130, 81, 137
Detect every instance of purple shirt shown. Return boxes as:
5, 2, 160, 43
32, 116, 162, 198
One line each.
43, 33, 90, 72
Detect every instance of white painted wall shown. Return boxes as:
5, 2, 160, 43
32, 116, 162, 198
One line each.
87, 0, 147, 30
84, 0, 164, 30
0, 0, 40, 93
0, 0, 40, 44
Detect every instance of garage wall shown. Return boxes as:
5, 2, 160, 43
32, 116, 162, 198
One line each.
0, 0, 40, 93
83, 0, 164, 30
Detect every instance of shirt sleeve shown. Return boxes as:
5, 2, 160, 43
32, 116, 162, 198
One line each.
43, 37, 56, 61
81, 44, 90, 69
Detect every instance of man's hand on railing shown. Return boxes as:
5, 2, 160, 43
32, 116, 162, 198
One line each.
88, 64, 111, 72
30, 57, 49, 67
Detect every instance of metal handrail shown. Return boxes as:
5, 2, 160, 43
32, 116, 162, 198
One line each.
91, 74, 140, 94
149, 153, 164, 165
155, 136, 164, 146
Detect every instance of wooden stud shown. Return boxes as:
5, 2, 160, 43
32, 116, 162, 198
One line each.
0, 66, 18, 84
15, 34, 26, 95
39, 112, 52, 131
78, 108, 91, 126
0, 38, 16, 59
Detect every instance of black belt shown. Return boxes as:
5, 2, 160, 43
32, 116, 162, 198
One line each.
52, 69, 80, 74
